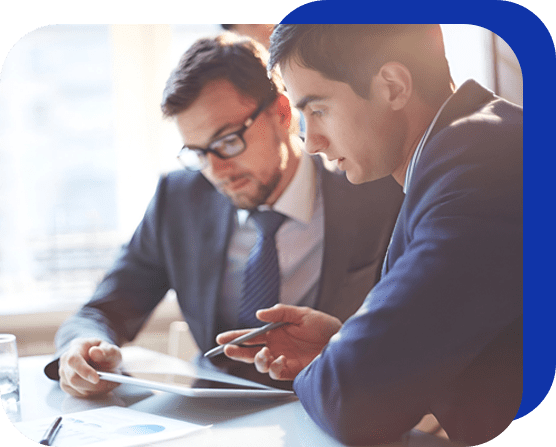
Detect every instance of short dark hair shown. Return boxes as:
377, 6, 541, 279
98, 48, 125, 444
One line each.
220, 24, 234, 30
161, 32, 283, 117
269, 24, 454, 107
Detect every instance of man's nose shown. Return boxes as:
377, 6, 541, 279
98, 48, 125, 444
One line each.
205, 152, 234, 176
304, 126, 330, 155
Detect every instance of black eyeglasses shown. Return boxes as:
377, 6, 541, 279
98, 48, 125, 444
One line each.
177, 98, 273, 171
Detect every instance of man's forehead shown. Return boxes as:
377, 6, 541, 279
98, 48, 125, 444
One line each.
281, 61, 336, 106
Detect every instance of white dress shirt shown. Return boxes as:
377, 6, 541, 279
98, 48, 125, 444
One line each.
217, 150, 324, 328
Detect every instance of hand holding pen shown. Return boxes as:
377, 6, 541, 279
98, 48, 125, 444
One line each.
204, 322, 288, 358
211, 304, 343, 381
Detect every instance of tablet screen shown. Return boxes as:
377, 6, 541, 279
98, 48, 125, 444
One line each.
97, 370, 294, 398
124, 372, 269, 390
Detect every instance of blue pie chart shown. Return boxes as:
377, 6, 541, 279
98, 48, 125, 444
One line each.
116, 424, 166, 436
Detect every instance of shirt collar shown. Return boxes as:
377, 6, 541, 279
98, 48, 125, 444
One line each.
237, 149, 316, 225
403, 93, 453, 194
260, 150, 315, 224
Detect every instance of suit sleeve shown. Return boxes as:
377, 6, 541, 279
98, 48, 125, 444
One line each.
45, 175, 171, 379
292, 116, 523, 445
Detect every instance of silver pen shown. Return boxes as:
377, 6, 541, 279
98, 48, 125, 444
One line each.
39, 416, 62, 446
204, 322, 288, 358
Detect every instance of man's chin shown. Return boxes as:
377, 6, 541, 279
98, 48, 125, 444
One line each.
220, 173, 279, 210
226, 189, 272, 210
222, 190, 258, 210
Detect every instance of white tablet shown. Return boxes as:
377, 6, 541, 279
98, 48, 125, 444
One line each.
97, 371, 295, 398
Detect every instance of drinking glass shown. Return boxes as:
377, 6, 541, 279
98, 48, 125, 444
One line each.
0, 334, 20, 422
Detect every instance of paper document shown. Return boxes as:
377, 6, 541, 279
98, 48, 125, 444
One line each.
14, 406, 208, 447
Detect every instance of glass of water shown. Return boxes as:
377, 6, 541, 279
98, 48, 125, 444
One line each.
0, 334, 20, 422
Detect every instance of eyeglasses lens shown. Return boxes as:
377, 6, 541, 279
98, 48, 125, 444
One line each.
212, 134, 245, 157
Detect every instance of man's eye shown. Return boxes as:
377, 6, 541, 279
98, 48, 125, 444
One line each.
211, 134, 243, 155
310, 109, 324, 117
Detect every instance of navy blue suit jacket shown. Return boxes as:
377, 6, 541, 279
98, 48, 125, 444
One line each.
45, 155, 403, 386
293, 81, 523, 445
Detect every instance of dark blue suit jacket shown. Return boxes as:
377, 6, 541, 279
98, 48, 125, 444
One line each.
293, 81, 523, 445
45, 155, 403, 386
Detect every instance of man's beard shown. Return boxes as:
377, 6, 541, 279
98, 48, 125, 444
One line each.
222, 170, 282, 210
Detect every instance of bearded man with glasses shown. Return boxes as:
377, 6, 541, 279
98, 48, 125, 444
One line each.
175, 94, 283, 210
44, 32, 404, 396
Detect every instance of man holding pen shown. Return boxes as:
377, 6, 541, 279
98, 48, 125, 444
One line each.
218, 23, 523, 446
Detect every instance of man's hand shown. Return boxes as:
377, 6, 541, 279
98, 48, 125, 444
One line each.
59, 338, 122, 397
216, 304, 342, 381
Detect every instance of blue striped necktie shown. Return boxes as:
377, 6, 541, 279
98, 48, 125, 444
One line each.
239, 210, 287, 328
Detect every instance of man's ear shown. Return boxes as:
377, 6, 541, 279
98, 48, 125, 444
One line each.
272, 93, 292, 129
376, 62, 413, 111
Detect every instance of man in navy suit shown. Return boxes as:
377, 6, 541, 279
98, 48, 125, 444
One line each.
218, 24, 522, 446
44, 32, 403, 397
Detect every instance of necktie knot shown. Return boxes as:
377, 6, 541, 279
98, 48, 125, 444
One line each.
250, 210, 287, 238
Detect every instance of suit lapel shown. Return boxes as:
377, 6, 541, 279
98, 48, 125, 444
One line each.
430, 80, 495, 140
384, 82, 494, 277
313, 158, 354, 315
196, 187, 235, 350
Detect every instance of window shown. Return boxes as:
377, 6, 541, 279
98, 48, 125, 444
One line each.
0, 25, 119, 314
0, 25, 218, 315
441, 24, 522, 105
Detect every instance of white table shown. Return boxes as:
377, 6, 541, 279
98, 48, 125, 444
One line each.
4, 347, 458, 447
